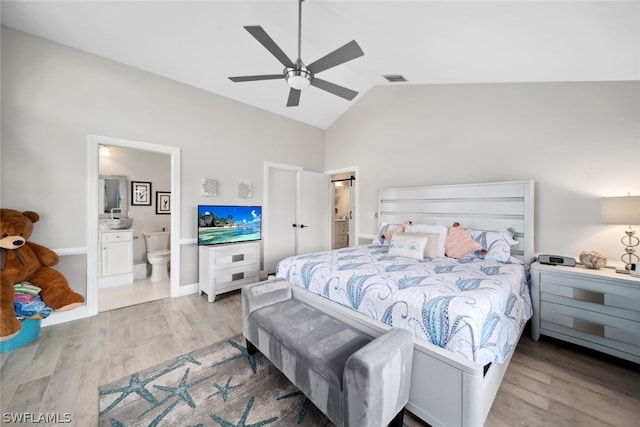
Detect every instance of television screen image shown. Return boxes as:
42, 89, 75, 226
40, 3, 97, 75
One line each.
197, 205, 262, 246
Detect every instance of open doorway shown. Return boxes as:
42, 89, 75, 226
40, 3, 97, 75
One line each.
97, 146, 172, 311
87, 135, 181, 316
328, 168, 358, 249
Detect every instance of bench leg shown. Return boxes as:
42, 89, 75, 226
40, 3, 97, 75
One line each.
246, 339, 258, 355
388, 407, 405, 427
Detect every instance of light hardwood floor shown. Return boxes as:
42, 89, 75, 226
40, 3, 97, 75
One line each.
98, 277, 171, 312
1, 291, 638, 427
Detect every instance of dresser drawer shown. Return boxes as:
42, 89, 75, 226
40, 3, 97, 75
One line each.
215, 265, 259, 291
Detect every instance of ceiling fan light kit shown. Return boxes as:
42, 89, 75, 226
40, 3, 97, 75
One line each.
228, 0, 364, 107
285, 64, 312, 90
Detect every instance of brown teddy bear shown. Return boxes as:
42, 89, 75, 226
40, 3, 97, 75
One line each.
0, 209, 84, 340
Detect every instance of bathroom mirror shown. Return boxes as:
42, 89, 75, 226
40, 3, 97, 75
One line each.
99, 175, 128, 218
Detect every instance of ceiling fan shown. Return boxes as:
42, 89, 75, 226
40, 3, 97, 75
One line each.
228, 0, 364, 107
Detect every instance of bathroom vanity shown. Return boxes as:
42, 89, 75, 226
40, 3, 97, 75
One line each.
99, 230, 134, 287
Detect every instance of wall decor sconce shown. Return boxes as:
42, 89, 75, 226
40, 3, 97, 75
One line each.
201, 178, 218, 197
601, 194, 640, 273
99, 145, 111, 157
238, 182, 252, 198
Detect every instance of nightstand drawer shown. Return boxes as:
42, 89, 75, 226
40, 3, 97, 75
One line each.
541, 289, 640, 322
540, 273, 640, 309
541, 302, 640, 345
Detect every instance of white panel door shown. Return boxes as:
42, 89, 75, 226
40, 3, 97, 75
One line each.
297, 170, 331, 255
265, 166, 297, 274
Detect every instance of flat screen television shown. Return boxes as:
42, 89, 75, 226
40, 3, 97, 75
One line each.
197, 205, 262, 246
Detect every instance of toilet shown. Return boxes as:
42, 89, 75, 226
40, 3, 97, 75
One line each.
142, 231, 171, 282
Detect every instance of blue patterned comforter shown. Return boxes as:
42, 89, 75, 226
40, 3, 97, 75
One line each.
275, 245, 533, 365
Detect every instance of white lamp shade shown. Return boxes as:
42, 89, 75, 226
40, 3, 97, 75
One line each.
600, 196, 640, 225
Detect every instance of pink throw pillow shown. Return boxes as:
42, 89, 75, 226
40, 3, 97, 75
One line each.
445, 222, 486, 259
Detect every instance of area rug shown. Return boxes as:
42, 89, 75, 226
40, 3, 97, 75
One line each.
99, 334, 333, 426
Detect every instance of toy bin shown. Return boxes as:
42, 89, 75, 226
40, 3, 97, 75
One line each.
0, 317, 42, 353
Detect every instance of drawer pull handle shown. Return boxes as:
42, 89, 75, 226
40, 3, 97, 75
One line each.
573, 289, 604, 304
231, 272, 245, 281
573, 319, 604, 337
232, 254, 245, 262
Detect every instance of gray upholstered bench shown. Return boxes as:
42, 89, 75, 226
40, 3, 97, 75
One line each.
242, 279, 413, 427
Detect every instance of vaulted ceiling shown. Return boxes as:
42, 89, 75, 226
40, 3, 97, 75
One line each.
2, 1, 638, 129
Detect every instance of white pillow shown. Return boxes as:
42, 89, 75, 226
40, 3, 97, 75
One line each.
404, 224, 448, 257
388, 233, 428, 260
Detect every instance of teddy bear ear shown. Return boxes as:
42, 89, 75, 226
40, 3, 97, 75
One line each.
23, 211, 40, 223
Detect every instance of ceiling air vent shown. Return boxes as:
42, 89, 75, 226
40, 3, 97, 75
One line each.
383, 74, 407, 83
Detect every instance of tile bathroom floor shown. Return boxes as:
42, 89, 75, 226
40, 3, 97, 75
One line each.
98, 277, 170, 312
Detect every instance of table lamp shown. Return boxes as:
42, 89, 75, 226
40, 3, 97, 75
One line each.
601, 195, 640, 273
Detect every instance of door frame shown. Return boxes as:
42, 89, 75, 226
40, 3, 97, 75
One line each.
87, 134, 181, 316
325, 166, 359, 246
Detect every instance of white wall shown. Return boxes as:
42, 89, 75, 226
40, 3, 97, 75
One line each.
1, 26, 325, 292
325, 82, 640, 265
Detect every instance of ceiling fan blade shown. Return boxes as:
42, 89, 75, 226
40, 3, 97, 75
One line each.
311, 78, 358, 101
287, 88, 301, 107
229, 74, 284, 82
244, 26, 295, 68
307, 40, 364, 74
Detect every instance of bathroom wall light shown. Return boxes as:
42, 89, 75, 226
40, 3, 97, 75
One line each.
100, 145, 111, 157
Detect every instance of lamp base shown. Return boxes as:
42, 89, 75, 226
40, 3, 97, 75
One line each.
615, 268, 631, 274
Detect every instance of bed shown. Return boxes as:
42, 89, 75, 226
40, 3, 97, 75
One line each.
275, 180, 535, 427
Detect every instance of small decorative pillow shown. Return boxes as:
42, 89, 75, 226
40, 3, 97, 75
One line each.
466, 228, 518, 263
404, 224, 448, 257
445, 222, 485, 259
421, 232, 441, 259
388, 233, 428, 260
375, 220, 412, 246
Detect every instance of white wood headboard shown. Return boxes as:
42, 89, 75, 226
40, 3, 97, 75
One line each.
378, 180, 535, 264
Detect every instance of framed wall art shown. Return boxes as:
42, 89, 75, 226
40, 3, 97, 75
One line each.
156, 191, 171, 214
131, 181, 152, 206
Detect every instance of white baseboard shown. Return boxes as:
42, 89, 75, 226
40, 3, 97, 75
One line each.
42, 305, 91, 327
177, 283, 199, 296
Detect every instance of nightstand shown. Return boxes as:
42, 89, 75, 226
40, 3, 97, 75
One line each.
530, 261, 640, 363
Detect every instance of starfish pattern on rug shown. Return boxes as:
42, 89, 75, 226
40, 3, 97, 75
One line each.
206, 376, 243, 402
99, 336, 332, 426
99, 351, 206, 417
209, 396, 278, 427
137, 367, 218, 426
211, 339, 258, 374
99, 372, 163, 416
277, 391, 311, 424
